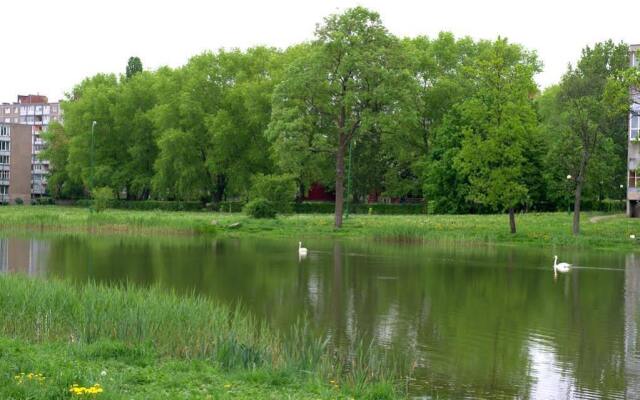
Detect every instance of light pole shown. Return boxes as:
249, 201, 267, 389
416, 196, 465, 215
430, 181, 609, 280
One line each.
566, 175, 572, 214
89, 121, 97, 210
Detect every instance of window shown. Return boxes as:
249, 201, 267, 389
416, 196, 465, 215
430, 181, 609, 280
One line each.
631, 115, 640, 141
0, 126, 8, 136
0, 141, 8, 151
0, 155, 9, 164
3, 108, 9, 114
0, 171, 8, 180
0, 186, 7, 195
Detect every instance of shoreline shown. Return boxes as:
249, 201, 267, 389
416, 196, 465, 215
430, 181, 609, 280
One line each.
0, 206, 637, 251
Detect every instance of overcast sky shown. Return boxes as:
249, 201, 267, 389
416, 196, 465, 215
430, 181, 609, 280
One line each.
1, 0, 636, 102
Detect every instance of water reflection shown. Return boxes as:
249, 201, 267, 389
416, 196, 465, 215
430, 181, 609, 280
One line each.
0, 237, 49, 275
0, 234, 638, 399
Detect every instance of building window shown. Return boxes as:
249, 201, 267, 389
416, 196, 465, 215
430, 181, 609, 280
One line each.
0, 185, 7, 195
0, 155, 9, 164
0, 126, 8, 136
0, 141, 8, 151
0, 171, 8, 180
632, 115, 640, 141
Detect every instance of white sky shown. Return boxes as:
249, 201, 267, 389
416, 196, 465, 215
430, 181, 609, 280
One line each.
1, 0, 637, 102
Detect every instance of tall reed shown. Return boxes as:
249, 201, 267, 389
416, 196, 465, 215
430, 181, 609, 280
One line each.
0, 275, 405, 392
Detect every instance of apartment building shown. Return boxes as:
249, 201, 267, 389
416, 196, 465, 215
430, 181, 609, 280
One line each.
0, 95, 61, 197
629, 45, 640, 216
0, 124, 33, 204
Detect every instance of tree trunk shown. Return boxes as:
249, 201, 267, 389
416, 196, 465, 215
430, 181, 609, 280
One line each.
334, 133, 346, 228
509, 207, 516, 234
573, 180, 583, 235
212, 174, 226, 203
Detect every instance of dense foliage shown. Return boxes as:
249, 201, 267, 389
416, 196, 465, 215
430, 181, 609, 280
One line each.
243, 198, 277, 219
40, 7, 633, 233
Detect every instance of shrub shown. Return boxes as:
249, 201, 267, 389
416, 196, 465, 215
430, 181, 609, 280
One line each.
250, 174, 297, 214
92, 187, 114, 213
31, 197, 55, 206
244, 198, 276, 219
75, 199, 204, 212
13, 197, 23, 205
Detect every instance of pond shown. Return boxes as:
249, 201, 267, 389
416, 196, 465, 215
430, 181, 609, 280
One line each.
1, 233, 639, 399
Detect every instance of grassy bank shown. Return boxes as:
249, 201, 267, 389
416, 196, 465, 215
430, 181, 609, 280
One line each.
0, 205, 639, 250
0, 275, 404, 399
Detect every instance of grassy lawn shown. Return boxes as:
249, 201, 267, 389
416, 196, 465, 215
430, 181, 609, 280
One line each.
0, 205, 639, 250
0, 275, 401, 400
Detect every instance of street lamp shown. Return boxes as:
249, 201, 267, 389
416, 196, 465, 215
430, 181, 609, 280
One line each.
566, 174, 572, 214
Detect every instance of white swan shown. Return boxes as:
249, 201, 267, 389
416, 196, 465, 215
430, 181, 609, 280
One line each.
553, 255, 571, 273
298, 241, 308, 256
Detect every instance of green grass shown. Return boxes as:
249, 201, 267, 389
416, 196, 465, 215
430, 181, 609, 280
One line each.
1, 205, 640, 250
0, 275, 405, 399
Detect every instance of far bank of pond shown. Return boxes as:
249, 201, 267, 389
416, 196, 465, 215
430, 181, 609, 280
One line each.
0, 206, 639, 250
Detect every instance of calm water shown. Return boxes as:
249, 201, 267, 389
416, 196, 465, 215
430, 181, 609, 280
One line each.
2, 233, 640, 399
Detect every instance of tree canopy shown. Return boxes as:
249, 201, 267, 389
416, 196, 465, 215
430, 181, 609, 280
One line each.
40, 7, 633, 233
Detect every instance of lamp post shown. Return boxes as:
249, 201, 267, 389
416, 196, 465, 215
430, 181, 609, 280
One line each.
89, 121, 97, 210
621, 183, 625, 213
566, 175, 572, 215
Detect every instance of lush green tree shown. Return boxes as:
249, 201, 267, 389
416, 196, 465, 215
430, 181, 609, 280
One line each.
205, 47, 283, 200
126, 56, 143, 79
62, 74, 121, 193
453, 39, 541, 233
113, 71, 159, 199
40, 122, 84, 198
269, 7, 407, 227
153, 128, 210, 200
151, 53, 222, 202
395, 33, 476, 203
547, 41, 629, 234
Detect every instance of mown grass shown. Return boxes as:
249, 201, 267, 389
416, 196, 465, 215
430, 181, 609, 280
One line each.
0, 275, 406, 399
1, 205, 640, 250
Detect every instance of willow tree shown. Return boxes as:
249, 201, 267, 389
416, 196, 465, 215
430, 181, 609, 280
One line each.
269, 7, 407, 228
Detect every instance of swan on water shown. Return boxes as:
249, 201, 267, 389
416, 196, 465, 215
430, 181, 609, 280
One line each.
298, 241, 308, 256
553, 255, 571, 273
